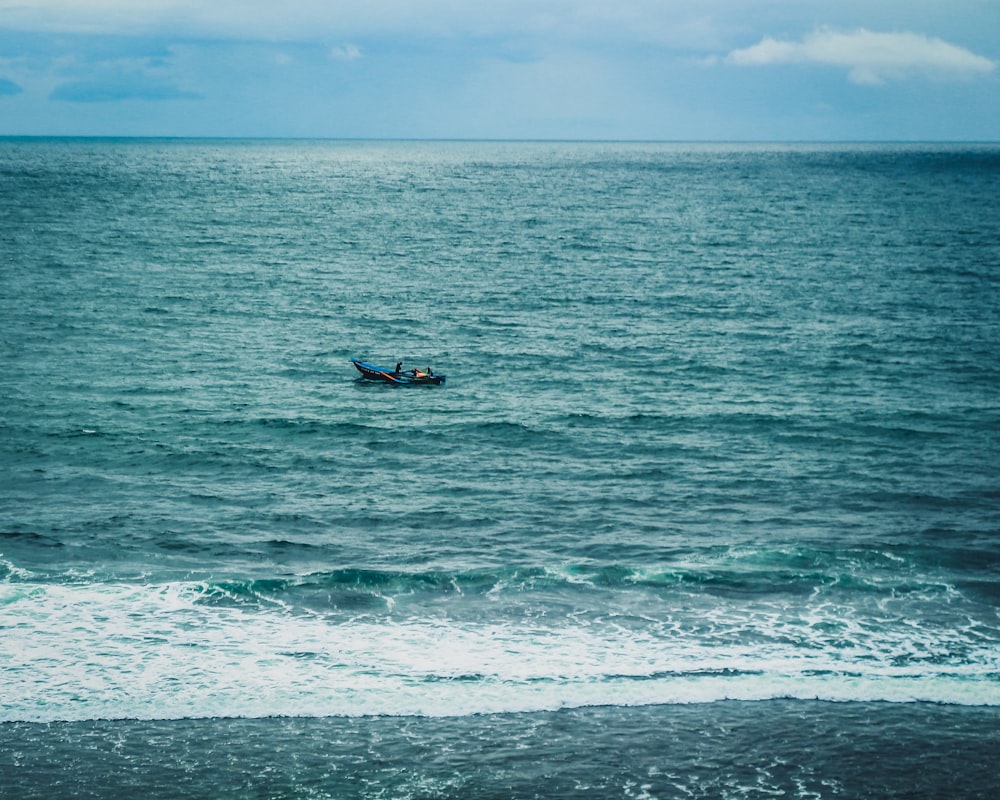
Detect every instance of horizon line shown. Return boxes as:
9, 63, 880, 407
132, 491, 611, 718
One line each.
1, 135, 999, 145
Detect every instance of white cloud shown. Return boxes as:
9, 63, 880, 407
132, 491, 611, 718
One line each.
330, 44, 362, 61
726, 28, 996, 84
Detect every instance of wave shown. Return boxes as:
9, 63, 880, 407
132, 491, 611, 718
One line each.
2, 550, 998, 723
206, 543, 1000, 603
4, 542, 997, 600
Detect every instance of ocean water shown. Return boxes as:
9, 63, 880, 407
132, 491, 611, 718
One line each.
1, 139, 999, 798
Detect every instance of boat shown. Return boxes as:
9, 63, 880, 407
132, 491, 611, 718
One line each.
351, 359, 446, 386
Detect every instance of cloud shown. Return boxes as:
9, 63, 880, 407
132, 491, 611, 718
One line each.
50, 79, 200, 102
0, 76, 21, 95
726, 28, 996, 84
330, 44, 362, 61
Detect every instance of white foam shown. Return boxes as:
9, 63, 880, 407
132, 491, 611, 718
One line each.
2, 580, 998, 723
0, 557, 34, 582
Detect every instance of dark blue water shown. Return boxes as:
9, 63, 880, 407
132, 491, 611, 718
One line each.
2, 139, 999, 798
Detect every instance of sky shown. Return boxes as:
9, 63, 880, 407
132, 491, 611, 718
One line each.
0, 0, 997, 140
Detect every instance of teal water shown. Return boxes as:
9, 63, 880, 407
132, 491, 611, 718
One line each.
2, 140, 999, 797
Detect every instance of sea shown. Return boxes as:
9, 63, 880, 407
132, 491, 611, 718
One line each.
1, 139, 999, 799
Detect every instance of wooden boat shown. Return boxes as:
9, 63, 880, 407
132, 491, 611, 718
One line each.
351, 359, 446, 385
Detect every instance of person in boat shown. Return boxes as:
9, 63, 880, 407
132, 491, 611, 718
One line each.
394, 361, 402, 376
425, 367, 433, 377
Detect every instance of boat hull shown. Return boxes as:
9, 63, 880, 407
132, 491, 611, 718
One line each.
351, 360, 446, 385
